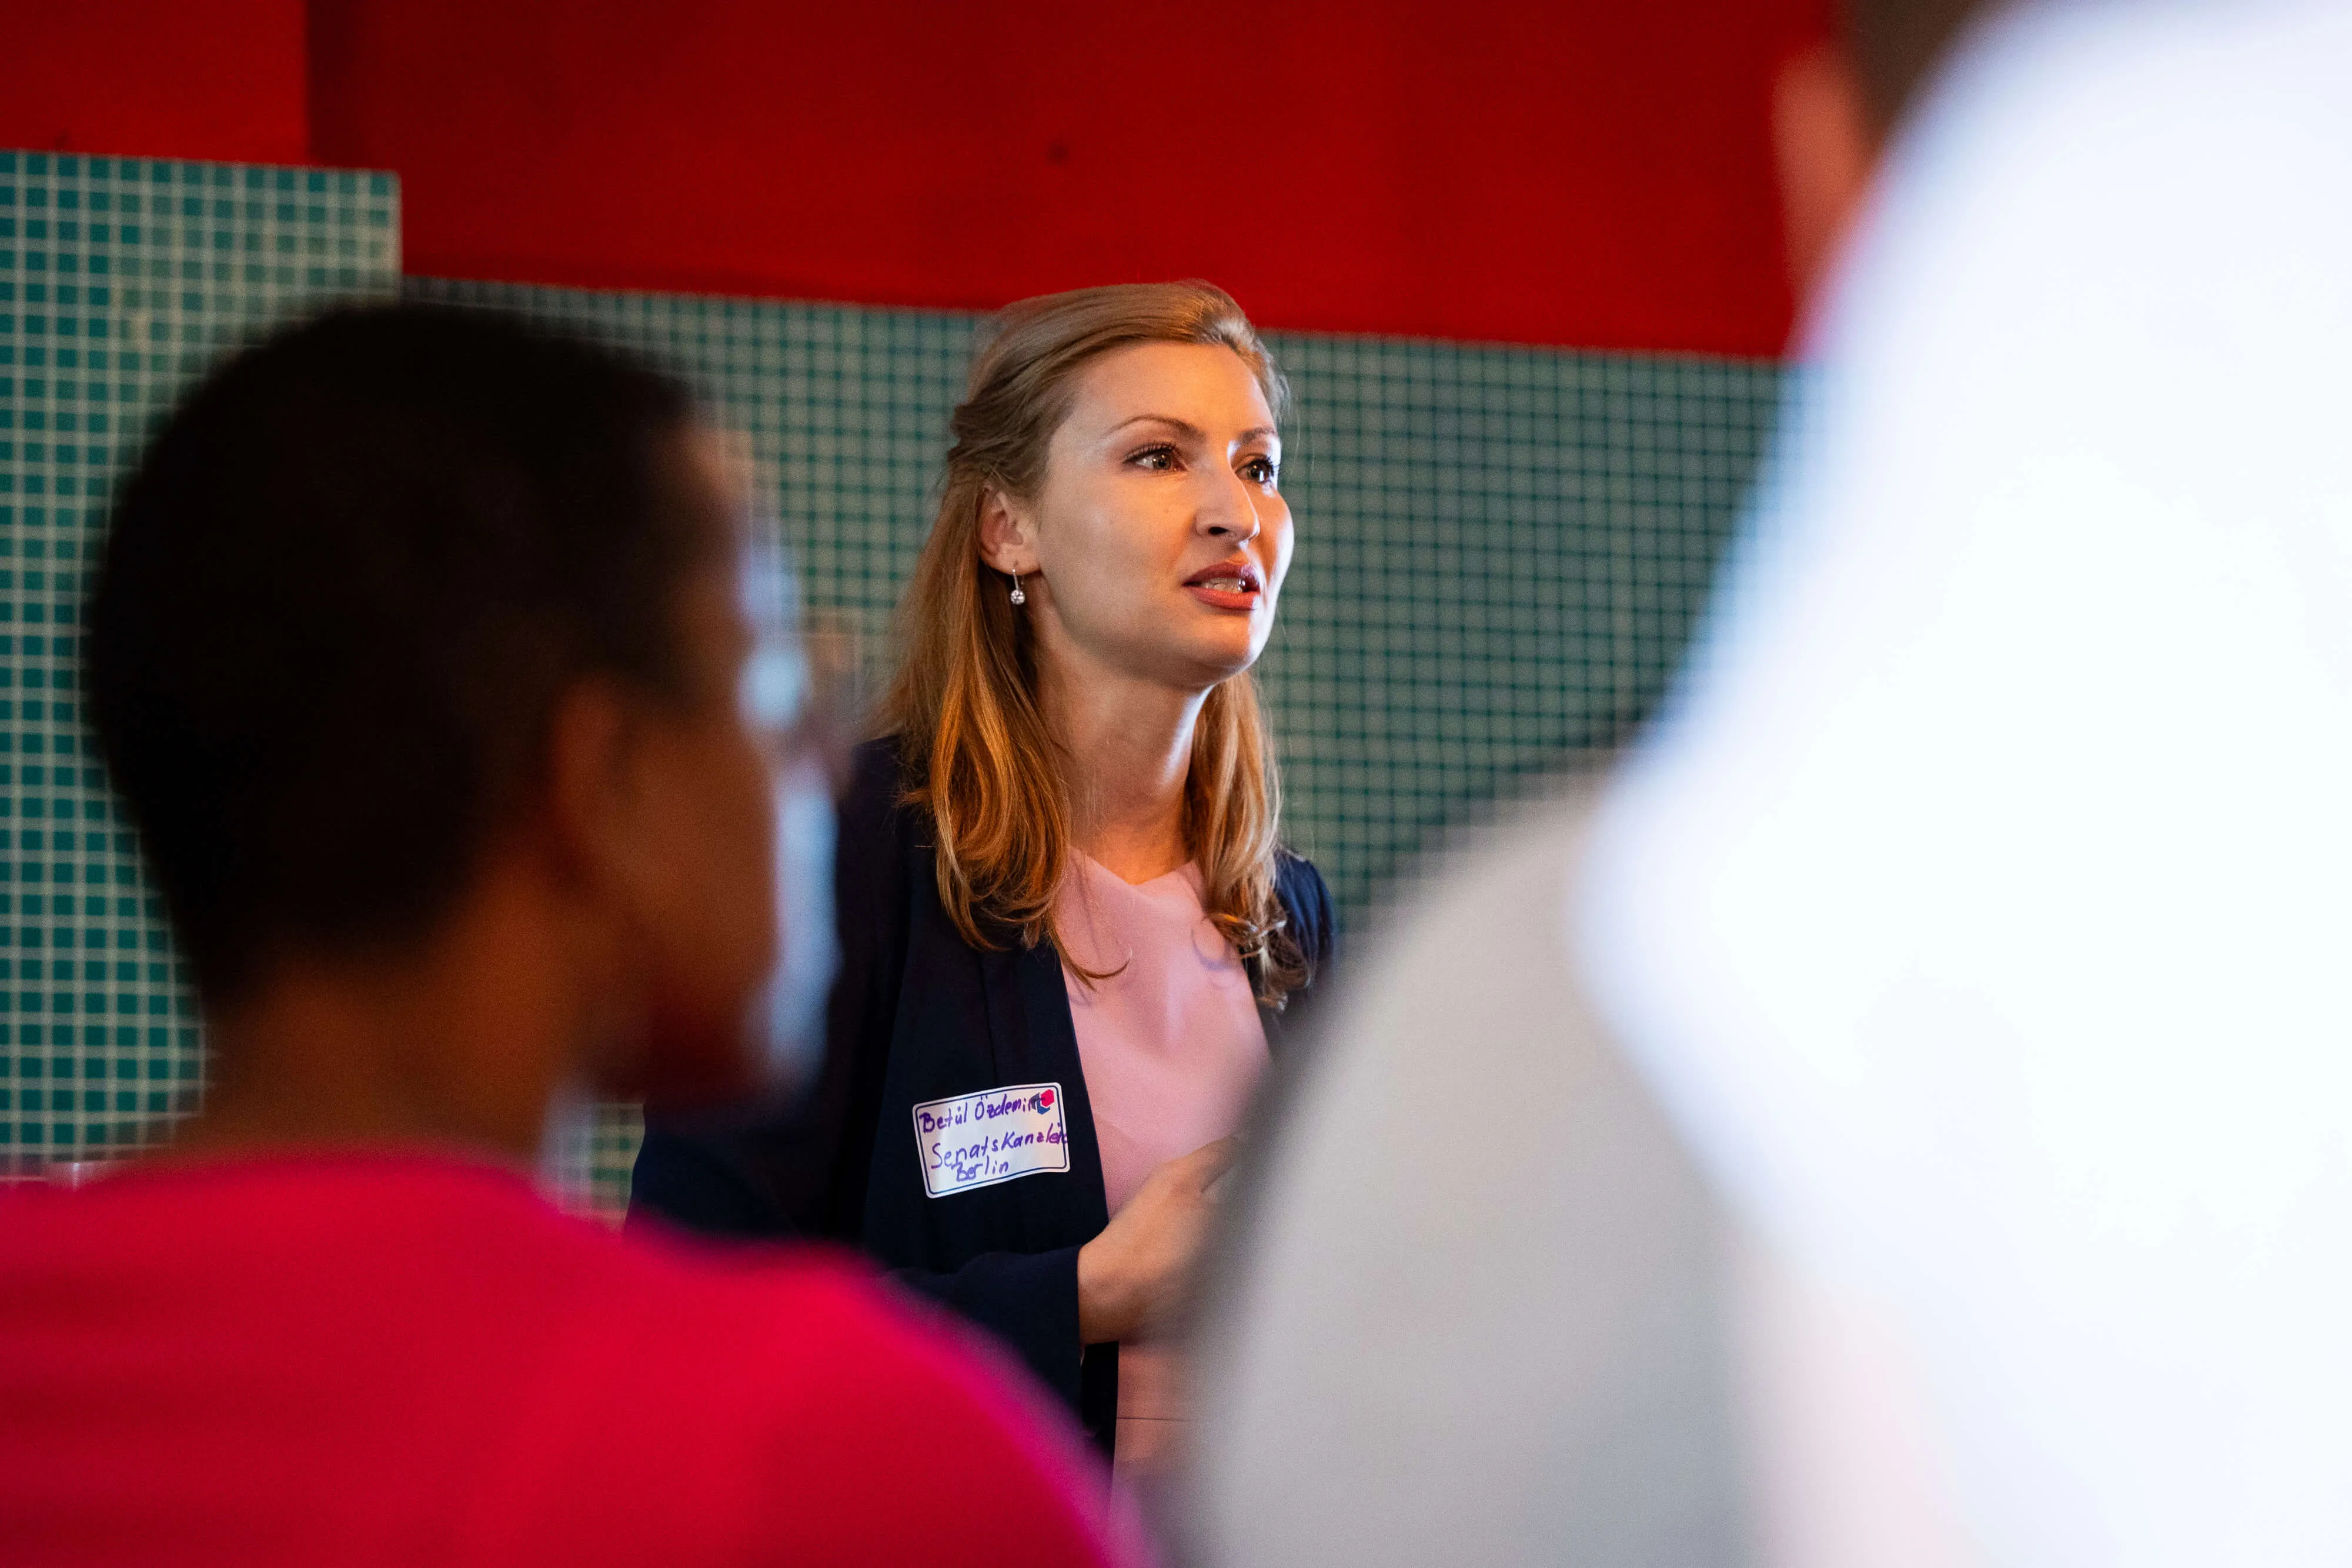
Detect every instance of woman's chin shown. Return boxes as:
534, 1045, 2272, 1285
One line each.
1181, 641, 1265, 688
1096, 618, 1271, 691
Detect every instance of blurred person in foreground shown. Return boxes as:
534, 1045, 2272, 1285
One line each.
0, 307, 1138, 1567
1187, 0, 2352, 1563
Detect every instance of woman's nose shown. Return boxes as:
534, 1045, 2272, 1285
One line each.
1201, 471, 1264, 543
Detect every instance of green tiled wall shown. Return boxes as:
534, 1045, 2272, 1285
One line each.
407, 278, 1780, 1216
0, 165, 1773, 1191
406, 279, 1779, 913
0, 151, 399, 1172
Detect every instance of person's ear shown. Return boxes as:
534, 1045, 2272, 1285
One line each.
975, 486, 1039, 577
542, 675, 659, 951
1773, 39, 1881, 307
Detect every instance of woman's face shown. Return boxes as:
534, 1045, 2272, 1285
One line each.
995, 341, 1294, 692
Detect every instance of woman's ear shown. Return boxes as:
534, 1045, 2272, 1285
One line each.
975, 486, 1037, 577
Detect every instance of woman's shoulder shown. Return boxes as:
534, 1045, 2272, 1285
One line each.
1272, 847, 1337, 970
837, 734, 923, 867
843, 733, 909, 808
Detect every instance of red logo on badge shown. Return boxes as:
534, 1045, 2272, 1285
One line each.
1038, 1089, 1055, 1109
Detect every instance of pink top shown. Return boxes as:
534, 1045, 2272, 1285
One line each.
1060, 854, 1269, 1477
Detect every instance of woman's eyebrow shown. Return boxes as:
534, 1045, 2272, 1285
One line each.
1107, 413, 1202, 440
1105, 413, 1281, 447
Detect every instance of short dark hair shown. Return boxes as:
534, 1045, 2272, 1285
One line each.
87, 305, 703, 1000
1843, 0, 1994, 133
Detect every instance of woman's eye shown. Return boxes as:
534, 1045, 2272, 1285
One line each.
1128, 444, 1178, 472
1242, 456, 1279, 487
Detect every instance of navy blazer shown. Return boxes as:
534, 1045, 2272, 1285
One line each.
629, 736, 1336, 1455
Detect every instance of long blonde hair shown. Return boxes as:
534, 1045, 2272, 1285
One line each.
883, 281, 1308, 1006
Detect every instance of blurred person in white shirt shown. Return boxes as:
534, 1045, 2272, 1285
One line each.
1184, 1, 2352, 1564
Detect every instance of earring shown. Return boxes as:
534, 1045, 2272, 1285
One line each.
1010, 572, 1027, 607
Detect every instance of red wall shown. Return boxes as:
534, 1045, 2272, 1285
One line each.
3, 1, 1821, 357
2, 0, 308, 166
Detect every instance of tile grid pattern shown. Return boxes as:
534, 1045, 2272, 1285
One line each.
0, 151, 399, 1175
0, 189, 1775, 1204
406, 278, 1781, 1217
403, 279, 1778, 906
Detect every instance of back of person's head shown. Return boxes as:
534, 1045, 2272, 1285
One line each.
1777, 0, 2000, 293
88, 306, 703, 1005
1842, 0, 1997, 133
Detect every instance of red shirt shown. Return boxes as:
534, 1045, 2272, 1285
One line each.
0, 1152, 1141, 1567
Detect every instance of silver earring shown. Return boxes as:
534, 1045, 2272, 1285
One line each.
1010, 572, 1027, 607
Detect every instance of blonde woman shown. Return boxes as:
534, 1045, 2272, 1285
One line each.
633, 283, 1334, 1476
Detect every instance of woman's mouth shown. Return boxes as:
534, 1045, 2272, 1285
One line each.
1184, 563, 1263, 611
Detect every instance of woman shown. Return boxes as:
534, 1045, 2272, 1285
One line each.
632, 282, 1334, 1476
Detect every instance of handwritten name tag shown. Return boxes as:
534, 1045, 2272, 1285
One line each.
913, 1082, 1071, 1198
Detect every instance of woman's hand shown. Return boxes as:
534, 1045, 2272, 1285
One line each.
1076, 1136, 1239, 1345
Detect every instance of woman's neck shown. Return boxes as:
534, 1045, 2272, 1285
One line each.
1039, 652, 1204, 885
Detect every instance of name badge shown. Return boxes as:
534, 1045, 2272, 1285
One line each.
913, 1082, 1071, 1198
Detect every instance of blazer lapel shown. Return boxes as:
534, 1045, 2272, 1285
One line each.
973, 934, 1112, 1245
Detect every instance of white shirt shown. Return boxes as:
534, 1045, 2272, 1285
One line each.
1586, 3, 2352, 1562
1195, 3, 2352, 1563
